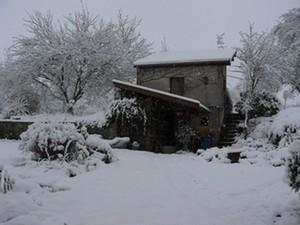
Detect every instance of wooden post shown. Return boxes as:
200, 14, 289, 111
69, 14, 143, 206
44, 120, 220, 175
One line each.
0, 165, 3, 193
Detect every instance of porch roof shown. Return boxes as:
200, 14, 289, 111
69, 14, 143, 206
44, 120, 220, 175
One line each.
113, 80, 210, 113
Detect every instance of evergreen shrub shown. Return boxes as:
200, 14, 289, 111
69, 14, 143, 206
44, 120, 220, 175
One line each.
235, 92, 280, 119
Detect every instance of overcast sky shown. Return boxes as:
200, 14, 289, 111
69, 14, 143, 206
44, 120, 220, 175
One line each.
0, 0, 299, 60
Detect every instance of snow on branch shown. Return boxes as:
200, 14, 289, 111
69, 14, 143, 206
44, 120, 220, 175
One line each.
5, 6, 152, 114
107, 97, 147, 126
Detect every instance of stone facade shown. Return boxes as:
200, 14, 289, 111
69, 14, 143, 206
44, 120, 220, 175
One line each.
136, 64, 228, 147
110, 49, 237, 152
137, 65, 226, 107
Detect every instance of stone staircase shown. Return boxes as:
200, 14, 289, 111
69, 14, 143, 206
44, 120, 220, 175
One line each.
218, 113, 244, 148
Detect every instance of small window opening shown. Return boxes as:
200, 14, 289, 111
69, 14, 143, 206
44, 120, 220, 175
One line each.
170, 77, 184, 96
201, 117, 209, 126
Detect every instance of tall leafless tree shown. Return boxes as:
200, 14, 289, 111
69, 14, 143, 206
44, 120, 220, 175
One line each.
5, 6, 151, 114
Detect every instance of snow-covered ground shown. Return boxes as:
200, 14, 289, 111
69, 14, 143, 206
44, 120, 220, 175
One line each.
1, 140, 299, 225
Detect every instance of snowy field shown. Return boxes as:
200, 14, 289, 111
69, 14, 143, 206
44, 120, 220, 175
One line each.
1, 140, 299, 225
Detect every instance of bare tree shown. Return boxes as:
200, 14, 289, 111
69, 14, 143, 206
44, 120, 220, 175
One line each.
237, 23, 282, 94
272, 8, 300, 92
7, 7, 151, 114
216, 33, 226, 49
236, 23, 282, 126
160, 37, 170, 52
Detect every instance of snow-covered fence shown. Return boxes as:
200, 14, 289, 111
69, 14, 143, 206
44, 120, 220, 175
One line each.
0, 165, 15, 193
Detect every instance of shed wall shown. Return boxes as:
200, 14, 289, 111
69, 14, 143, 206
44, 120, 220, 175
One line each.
137, 64, 227, 147
137, 65, 226, 107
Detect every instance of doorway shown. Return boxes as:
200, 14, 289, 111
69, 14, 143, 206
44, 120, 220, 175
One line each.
162, 110, 176, 146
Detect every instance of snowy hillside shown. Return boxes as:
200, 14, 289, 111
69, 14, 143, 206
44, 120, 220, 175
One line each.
0, 139, 299, 225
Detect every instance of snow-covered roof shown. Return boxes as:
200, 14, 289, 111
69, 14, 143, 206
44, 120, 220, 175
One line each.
134, 48, 237, 67
113, 80, 209, 113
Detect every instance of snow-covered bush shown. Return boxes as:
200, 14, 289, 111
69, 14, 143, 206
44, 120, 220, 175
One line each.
0, 97, 29, 119
106, 97, 147, 128
200, 107, 300, 166
85, 135, 113, 164
19, 122, 89, 162
198, 138, 288, 166
235, 138, 288, 166
239, 117, 272, 139
246, 107, 300, 147
235, 92, 280, 119
19, 122, 114, 165
286, 140, 300, 192
250, 117, 273, 139
268, 107, 300, 146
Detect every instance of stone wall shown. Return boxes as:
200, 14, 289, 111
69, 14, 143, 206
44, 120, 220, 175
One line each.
137, 64, 226, 107
0, 121, 33, 140
0, 121, 117, 140
137, 64, 227, 147
190, 106, 224, 146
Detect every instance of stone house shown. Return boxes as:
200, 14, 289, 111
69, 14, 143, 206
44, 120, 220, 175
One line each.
113, 48, 237, 153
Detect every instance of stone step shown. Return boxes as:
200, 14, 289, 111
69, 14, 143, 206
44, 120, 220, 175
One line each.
221, 125, 243, 131
225, 113, 245, 119
218, 113, 244, 147
220, 133, 236, 138
223, 119, 243, 124
223, 118, 243, 122
219, 135, 236, 140
220, 128, 239, 133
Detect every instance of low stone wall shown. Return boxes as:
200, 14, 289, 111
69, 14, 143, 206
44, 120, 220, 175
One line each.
0, 120, 117, 140
0, 121, 33, 140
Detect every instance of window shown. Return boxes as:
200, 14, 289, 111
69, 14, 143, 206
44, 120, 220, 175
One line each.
170, 77, 184, 96
200, 117, 209, 126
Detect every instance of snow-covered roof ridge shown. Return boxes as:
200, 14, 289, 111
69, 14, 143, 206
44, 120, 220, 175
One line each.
113, 79, 209, 112
134, 48, 237, 66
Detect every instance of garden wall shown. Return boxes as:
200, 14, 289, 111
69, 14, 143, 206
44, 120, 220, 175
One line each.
0, 121, 33, 140
0, 121, 117, 140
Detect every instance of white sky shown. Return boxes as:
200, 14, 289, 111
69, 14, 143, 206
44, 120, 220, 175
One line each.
0, 0, 299, 60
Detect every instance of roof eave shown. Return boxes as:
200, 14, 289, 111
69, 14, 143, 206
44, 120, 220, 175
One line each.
113, 80, 210, 114
134, 59, 233, 68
